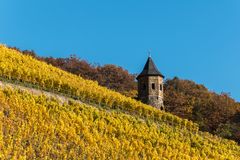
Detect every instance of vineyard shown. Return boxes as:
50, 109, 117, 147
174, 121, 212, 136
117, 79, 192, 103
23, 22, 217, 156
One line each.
0, 45, 197, 131
0, 45, 240, 159
1, 88, 240, 159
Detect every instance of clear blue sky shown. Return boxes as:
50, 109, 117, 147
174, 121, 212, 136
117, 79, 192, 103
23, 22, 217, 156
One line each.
1, 0, 240, 101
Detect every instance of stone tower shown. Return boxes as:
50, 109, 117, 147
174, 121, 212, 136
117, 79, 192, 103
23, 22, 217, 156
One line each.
137, 56, 164, 109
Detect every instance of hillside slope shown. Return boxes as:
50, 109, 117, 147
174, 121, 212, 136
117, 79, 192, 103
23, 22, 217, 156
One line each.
0, 45, 195, 131
16, 46, 240, 143
1, 87, 240, 159
0, 45, 240, 159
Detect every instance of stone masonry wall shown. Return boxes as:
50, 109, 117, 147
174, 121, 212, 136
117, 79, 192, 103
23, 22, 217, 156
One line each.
138, 76, 164, 109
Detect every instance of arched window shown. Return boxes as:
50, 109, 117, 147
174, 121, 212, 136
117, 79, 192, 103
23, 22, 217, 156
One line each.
152, 83, 155, 90
160, 84, 163, 91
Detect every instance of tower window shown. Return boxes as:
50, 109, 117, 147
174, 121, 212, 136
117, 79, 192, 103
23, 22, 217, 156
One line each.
152, 83, 155, 90
160, 84, 163, 91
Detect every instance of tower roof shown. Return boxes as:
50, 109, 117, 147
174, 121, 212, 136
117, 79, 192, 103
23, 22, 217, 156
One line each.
137, 57, 164, 79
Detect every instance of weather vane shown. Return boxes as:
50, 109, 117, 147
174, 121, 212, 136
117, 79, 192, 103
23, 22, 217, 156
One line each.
147, 49, 152, 57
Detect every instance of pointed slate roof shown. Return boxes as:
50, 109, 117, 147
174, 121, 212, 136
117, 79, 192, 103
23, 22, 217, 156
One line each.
137, 57, 164, 79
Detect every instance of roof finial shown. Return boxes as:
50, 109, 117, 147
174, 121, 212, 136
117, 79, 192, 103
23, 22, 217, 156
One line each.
147, 49, 152, 58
